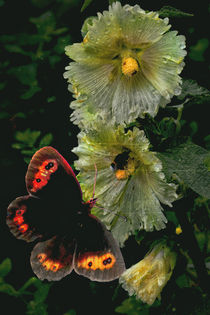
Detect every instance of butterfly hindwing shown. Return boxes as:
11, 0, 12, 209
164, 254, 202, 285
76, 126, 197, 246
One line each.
26, 146, 82, 203
74, 214, 126, 282
30, 236, 75, 281
6, 195, 43, 242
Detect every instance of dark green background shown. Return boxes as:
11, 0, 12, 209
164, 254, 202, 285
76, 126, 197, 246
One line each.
0, 1, 209, 314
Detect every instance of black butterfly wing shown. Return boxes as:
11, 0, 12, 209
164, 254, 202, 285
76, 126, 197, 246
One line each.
30, 235, 75, 281
6, 195, 43, 242
7, 147, 83, 241
74, 214, 126, 282
26, 146, 82, 203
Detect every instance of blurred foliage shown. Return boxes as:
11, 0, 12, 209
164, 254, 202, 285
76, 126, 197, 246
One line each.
0, 0, 209, 315
0, 258, 51, 315
12, 129, 53, 163
189, 38, 209, 62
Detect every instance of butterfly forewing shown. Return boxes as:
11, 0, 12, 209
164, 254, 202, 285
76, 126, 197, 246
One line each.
74, 214, 126, 282
30, 236, 75, 281
26, 146, 82, 203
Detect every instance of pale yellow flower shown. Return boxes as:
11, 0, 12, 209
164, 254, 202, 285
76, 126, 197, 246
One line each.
64, 2, 186, 124
120, 242, 177, 305
73, 125, 177, 245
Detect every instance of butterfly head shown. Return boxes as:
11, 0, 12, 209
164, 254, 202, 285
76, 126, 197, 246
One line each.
86, 198, 97, 210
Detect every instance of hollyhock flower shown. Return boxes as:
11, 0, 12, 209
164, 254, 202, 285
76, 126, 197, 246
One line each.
72, 125, 177, 245
64, 2, 186, 124
119, 242, 177, 305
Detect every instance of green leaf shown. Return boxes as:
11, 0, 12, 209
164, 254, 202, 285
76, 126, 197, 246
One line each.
0, 81, 7, 90
20, 149, 36, 156
53, 35, 71, 54
0, 283, 19, 297
21, 86, 41, 99
47, 96, 56, 103
39, 133, 53, 147
8, 63, 41, 98
8, 64, 38, 86
81, 0, 93, 12
19, 277, 41, 293
0, 258, 12, 277
49, 55, 61, 67
24, 157, 31, 164
189, 38, 209, 62
158, 142, 210, 199
166, 211, 179, 226
115, 297, 149, 315
34, 283, 51, 303
178, 80, 210, 100
4, 44, 28, 55
158, 6, 193, 17
15, 129, 41, 146
204, 155, 210, 171
195, 232, 206, 252
12, 142, 26, 150
14, 112, 27, 119
30, 11, 56, 36
0, 111, 9, 119
26, 300, 48, 315
176, 274, 189, 288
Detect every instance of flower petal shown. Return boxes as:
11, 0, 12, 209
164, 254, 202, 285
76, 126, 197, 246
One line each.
73, 127, 177, 246
141, 31, 186, 99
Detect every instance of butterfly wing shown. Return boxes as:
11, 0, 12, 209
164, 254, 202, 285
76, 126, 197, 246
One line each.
74, 214, 126, 282
30, 235, 75, 281
7, 146, 83, 241
6, 195, 44, 242
26, 146, 82, 203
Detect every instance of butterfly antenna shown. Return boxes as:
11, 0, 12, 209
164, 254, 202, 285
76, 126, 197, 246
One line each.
92, 163, 97, 199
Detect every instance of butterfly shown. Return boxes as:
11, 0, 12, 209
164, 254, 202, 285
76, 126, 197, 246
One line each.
6, 146, 125, 281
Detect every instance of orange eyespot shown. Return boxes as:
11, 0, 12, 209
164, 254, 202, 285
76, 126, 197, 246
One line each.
43, 259, 53, 271
13, 216, 24, 225
31, 160, 58, 192
19, 224, 28, 233
37, 253, 47, 263
77, 252, 116, 270
16, 209, 25, 216
50, 262, 60, 272
37, 253, 62, 272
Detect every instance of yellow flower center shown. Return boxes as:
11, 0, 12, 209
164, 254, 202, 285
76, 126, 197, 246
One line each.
122, 57, 139, 77
175, 226, 182, 235
115, 169, 129, 180
111, 150, 137, 180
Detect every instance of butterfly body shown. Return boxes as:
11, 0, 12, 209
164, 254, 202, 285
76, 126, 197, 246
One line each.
7, 147, 125, 281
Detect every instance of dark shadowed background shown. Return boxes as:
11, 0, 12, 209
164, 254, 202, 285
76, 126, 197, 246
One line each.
0, 0, 209, 314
